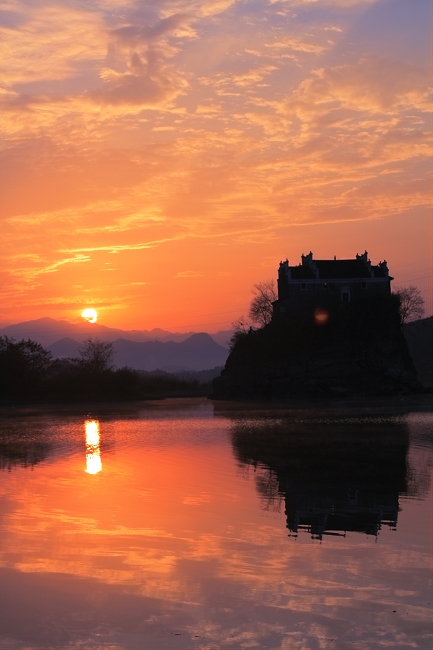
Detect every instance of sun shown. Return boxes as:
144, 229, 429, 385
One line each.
82, 308, 98, 324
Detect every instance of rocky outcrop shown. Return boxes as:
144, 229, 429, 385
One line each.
404, 316, 433, 388
213, 295, 424, 400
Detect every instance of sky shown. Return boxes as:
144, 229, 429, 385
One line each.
1, 0, 431, 332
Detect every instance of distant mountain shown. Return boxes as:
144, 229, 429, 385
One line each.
0, 317, 231, 349
48, 337, 81, 359
47, 332, 229, 372
209, 330, 234, 348
0, 317, 150, 347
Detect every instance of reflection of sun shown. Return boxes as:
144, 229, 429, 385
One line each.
85, 420, 102, 474
82, 308, 98, 323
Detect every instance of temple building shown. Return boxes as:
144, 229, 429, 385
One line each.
274, 251, 393, 314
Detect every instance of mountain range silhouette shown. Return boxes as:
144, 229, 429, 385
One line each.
0, 318, 232, 372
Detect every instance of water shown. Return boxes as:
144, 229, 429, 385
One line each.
0, 398, 432, 649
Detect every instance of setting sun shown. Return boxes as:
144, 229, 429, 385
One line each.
82, 308, 98, 324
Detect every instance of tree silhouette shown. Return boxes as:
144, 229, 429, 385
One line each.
78, 338, 115, 374
249, 280, 277, 327
0, 337, 52, 400
394, 286, 425, 325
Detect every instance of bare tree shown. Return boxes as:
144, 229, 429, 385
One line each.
229, 317, 251, 350
78, 338, 115, 373
393, 286, 425, 325
249, 280, 277, 327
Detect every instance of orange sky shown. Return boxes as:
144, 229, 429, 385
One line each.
1, 0, 431, 331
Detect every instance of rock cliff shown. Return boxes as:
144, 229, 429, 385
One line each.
213, 295, 423, 400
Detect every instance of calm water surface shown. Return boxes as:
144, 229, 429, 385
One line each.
0, 398, 432, 649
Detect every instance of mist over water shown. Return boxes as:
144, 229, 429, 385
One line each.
0, 398, 432, 649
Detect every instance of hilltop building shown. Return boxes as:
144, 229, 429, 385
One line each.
274, 251, 393, 314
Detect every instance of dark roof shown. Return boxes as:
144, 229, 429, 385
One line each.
290, 266, 316, 280
372, 266, 390, 279
315, 259, 370, 279
288, 259, 391, 280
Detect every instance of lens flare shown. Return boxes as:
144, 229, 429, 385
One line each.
314, 308, 329, 325
82, 308, 97, 323
85, 419, 102, 474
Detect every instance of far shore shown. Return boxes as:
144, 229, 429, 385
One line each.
1, 392, 433, 419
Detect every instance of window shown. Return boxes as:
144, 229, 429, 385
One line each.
361, 281, 367, 289
301, 283, 307, 290
342, 291, 350, 303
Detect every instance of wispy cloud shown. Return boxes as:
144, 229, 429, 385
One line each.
1, 0, 431, 327
175, 270, 203, 278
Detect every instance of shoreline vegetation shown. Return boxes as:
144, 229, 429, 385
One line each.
0, 294, 430, 406
0, 335, 221, 405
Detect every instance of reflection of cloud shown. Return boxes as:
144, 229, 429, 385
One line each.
0, 409, 431, 649
182, 493, 211, 505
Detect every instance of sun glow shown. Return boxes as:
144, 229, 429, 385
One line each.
85, 420, 102, 475
82, 308, 98, 323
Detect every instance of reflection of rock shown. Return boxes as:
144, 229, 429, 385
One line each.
0, 441, 51, 471
229, 415, 409, 540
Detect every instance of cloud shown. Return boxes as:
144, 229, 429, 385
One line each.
266, 37, 326, 55
1, 0, 431, 327
160, 0, 238, 17
0, 4, 196, 130
110, 14, 191, 47
199, 64, 278, 93
271, 57, 432, 167
239, 111, 292, 139
0, 5, 106, 86
90, 52, 179, 106
294, 58, 429, 114
87, 10, 195, 108
270, 0, 376, 5
61, 237, 182, 254
175, 271, 204, 278
10, 255, 91, 288
231, 65, 278, 87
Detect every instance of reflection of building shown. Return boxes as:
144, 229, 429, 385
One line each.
228, 414, 409, 542
274, 251, 393, 315
283, 485, 398, 540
